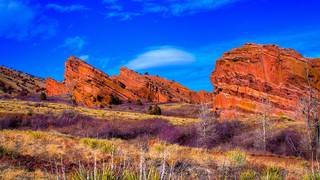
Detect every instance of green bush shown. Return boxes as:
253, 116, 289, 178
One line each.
72, 166, 117, 180
240, 170, 257, 180
227, 148, 247, 166
262, 167, 282, 180
136, 99, 143, 106
80, 138, 116, 153
27, 131, 43, 139
303, 172, 320, 180
39, 92, 47, 100
147, 105, 161, 115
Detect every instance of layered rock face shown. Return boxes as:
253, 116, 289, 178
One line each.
112, 67, 212, 103
211, 43, 320, 119
0, 66, 45, 96
46, 56, 212, 107
46, 56, 137, 107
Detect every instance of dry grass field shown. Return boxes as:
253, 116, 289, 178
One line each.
0, 99, 199, 125
0, 130, 310, 179
0, 99, 315, 179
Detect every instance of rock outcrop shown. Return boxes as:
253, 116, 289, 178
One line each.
0, 66, 45, 96
46, 56, 212, 107
211, 43, 320, 119
46, 78, 67, 96
46, 56, 137, 107
112, 67, 212, 103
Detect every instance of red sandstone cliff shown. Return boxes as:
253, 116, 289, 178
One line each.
46, 56, 137, 107
211, 43, 320, 119
112, 67, 212, 103
46, 56, 211, 107
46, 78, 67, 96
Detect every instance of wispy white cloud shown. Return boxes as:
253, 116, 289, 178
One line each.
46, 4, 89, 12
79, 54, 90, 61
107, 11, 140, 21
59, 36, 87, 51
127, 46, 195, 70
0, 0, 57, 40
103, 0, 247, 20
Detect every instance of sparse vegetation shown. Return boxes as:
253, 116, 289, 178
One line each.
0, 99, 315, 179
262, 167, 282, 180
27, 130, 43, 139
39, 92, 47, 101
0, 129, 308, 179
109, 94, 122, 105
136, 99, 143, 105
0, 99, 199, 125
240, 169, 257, 180
227, 149, 247, 167
80, 138, 116, 153
147, 105, 162, 115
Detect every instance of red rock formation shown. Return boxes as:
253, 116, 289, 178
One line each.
112, 67, 212, 103
46, 78, 67, 96
46, 56, 212, 107
211, 43, 320, 120
63, 56, 138, 107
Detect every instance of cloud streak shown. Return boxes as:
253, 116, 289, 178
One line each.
46, 4, 89, 12
59, 36, 87, 51
107, 11, 140, 21
103, 0, 246, 20
127, 46, 195, 70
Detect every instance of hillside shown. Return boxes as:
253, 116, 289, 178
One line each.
0, 66, 45, 97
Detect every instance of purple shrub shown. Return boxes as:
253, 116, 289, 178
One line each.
98, 118, 174, 140
267, 129, 306, 158
215, 120, 243, 143
50, 110, 80, 127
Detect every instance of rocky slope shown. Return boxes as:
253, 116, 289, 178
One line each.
46, 56, 211, 107
112, 67, 212, 104
0, 66, 45, 97
211, 43, 320, 119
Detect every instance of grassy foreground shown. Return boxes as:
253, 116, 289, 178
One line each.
0, 129, 309, 179
0, 99, 315, 179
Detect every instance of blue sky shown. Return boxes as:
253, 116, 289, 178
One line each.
1, 0, 320, 91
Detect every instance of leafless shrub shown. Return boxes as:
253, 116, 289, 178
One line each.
197, 103, 217, 149
267, 129, 307, 157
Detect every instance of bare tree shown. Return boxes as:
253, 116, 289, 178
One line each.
197, 103, 217, 149
256, 98, 273, 151
300, 61, 320, 177
65, 80, 77, 105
